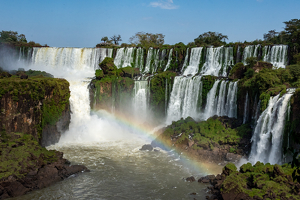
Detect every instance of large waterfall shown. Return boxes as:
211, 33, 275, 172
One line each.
249, 89, 294, 165
242, 45, 261, 64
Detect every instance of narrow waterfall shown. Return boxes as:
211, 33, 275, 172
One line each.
164, 49, 173, 71
133, 81, 149, 123
200, 46, 233, 76
135, 47, 144, 72
225, 81, 238, 118
243, 92, 249, 124
249, 89, 295, 165
242, 44, 260, 64
144, 47, 156, 74
166, 76, 202, 124
114, 47, 134, 68
183, 47, 203, 76
263, 45, 288, 68
181, 48, 189, 73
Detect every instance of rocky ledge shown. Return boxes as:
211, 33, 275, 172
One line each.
151, 116, 252, 165
0, 152, 88, 199
196, 162, 300, 200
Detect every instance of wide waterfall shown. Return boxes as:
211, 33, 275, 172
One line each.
249, 89, 295, 165
263, 45, 288, 68
32, 47, 111, 70
200, 46, 233, 77
166, 77, 238, 124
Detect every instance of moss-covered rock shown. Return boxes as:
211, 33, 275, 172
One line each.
99, 57, 117, 74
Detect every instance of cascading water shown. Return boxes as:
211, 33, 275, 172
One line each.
166, 76, 202, 124
181, 48, 189, 73
263, 45, 288, 68
202, 80, 238, 120
242, 44, 260, 64
164, 49, 173, 71
200, 46, 233, 77
114, 47, 134, 68
135, 47, 144, 72
14, 47, 217, 200
243, 92, 249, 124
133, 80, 149, 123
249, 89, 295, 165
183, 47, 203, 76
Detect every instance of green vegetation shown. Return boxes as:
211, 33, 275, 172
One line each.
201, 75, 216, 108
149, 71, 177, 120
0, 30, 45, 47
194, 31, 228, 47
0, 74, 70, 138
221, 162, 300, 199
161, 117, 250, 151
0, 131, 59, 180
129, 32, 165, 48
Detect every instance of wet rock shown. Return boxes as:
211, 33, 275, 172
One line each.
225, 153, 241, 162
186, 176, 196, 182
139, 144, 153, 151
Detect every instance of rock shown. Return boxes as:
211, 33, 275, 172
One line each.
20, 74, 28, 79
140, 144, 153, 151
225, 153, 241, 162
186, 176, 196, 182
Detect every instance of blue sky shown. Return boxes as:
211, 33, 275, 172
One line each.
0, 0, 299, 47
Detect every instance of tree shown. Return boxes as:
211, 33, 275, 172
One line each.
101, 36, 109, 43
110, 35, 122, 45
263, 30, 278, 42
129, 32, 165, 46
0, 31, 19, 43
194, 31, 228, 47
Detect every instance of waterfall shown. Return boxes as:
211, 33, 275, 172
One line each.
135, 47, 144, 72
243, 92, 249, 124
249, 89, 295, 165
183, 47, 203, 76
164, 49, 173, 71
242, 45, 260, 64
31, 47, 107, 70
114, 47, 134, 68
144, 47, 154, 74
263, 45, 288, 68
166, 76, 202, 123
202, 80, 238, 120
133, 81, 149, 122
181, 48, 189, 73
200, 46, 233, 76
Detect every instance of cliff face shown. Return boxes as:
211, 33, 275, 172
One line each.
0, 76, 70, 146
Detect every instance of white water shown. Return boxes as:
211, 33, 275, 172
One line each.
200, 46, 233, 77
263, 45, 288, 68
181, 48, 189, 73
144, 47, 154, 74
249, 90, 294, 165
135, 47, 144, 72
166, 76, 202, 124
164, 49, 173, 71
243, 92, 249, 124
114, 47, 135, 68
133, 81, 149, 123
242, 45, 260, 64
183, 47, 203, 76
202, 80, 238, 120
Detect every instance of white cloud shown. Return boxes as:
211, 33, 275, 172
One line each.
150, 0, 179, 10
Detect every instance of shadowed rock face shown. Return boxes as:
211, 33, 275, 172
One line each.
0, 151, 89, 200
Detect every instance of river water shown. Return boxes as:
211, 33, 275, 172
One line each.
11, 117, 216, 200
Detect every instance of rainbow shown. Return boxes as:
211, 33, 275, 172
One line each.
91, 109, 223, 176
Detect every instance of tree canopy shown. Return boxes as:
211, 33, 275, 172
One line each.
129, 32, 165, 47
110, 35, 122, 45
194, 31, 228, 47
0, 30, 43, 47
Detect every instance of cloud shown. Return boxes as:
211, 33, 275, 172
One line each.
149, 0, 179, 9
